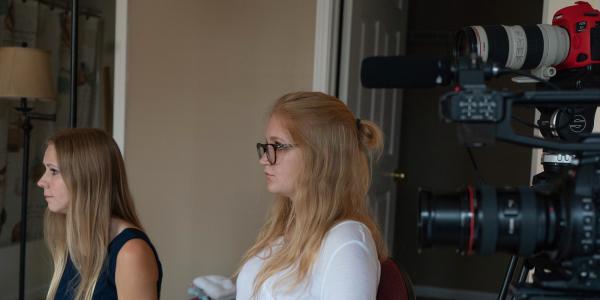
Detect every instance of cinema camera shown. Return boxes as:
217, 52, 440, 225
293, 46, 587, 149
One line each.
361, 2, 600, 299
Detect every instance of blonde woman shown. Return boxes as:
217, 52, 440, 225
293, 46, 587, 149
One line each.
236, 92, 387, 299
38, 128, 162, 299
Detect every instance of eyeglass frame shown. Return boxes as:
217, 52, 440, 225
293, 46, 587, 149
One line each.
256, 142, 296, 165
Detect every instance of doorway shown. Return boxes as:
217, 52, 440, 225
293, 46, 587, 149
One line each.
394, 1, 541, 299
327, 0, 543, 299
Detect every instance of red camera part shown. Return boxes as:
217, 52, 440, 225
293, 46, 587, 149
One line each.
553, 1, 600, 70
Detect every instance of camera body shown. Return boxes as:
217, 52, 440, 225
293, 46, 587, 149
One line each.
553, 1, 600, 70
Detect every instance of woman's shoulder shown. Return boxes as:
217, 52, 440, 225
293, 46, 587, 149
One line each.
108, 228, 158, 268
116, 237, 159, 275
314, 220, 380, 284
109, 227, 159, 264
112, 230, 162, 298
110, 217, 140, 240
108, 218, 157, 256
320, 220, 376, 254
327, 220, 373, 242
117, 235, 154, 256
107, 226, 162, 280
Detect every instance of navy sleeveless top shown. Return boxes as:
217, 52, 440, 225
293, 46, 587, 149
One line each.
54, 228, 163, 299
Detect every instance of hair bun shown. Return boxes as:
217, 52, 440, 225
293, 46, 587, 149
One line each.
357, 119, 384, 157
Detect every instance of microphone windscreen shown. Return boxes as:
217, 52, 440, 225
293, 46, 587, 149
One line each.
361, 56, 452, 88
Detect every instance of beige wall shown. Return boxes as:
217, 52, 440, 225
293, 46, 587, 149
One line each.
124, 1, 316, 298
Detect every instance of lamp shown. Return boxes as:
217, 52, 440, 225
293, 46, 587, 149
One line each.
0, 46, 56, 300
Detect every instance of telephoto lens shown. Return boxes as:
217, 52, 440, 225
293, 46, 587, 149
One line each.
456, 25, 569, 70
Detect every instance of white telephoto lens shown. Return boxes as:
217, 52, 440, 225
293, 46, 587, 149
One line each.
504, 25, 528, 69
537, 24, 569, 69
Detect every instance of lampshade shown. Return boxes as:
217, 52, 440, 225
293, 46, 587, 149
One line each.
0, 47, 55, 100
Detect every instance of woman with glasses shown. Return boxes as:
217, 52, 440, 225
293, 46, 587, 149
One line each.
236, 91, 387, 299
38, 128, 162, 300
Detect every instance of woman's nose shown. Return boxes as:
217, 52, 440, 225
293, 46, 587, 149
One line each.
37, 177, 45, 188
258, 152, 270, 166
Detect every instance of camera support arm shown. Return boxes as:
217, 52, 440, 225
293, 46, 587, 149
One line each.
441, 88, 600, 151
497, 90, 600, 151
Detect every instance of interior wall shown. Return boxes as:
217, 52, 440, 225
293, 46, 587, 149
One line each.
393, 0, 543, 297
124, 1, 316, 298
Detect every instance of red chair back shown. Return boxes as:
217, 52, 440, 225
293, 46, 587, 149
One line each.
377, 258, 415, 300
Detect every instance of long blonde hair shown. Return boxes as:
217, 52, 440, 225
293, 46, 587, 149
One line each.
238, 91, 388, 295
44, 128, 142, 300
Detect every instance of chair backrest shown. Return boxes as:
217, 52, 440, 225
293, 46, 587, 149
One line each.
377, 258, 415, 300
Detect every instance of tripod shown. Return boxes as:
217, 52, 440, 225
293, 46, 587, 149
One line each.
496, 148, 600, 300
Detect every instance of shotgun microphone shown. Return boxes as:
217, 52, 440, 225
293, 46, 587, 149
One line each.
360, 56, 452, 88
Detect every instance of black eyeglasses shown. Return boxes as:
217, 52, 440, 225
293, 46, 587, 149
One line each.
256, 143, 295, 165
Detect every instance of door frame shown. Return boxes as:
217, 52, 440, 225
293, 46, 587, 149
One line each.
313, 0, 342, 97
113, 0, 128, 152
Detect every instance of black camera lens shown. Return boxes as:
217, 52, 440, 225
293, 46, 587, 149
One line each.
418, 185, 558, 256
418, 187, 474, 253
456, 25, 569, 70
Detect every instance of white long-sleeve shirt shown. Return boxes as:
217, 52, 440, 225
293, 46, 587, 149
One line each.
236, 220, 380, 300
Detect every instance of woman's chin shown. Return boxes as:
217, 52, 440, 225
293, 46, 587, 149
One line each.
47, 206, 67, 214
